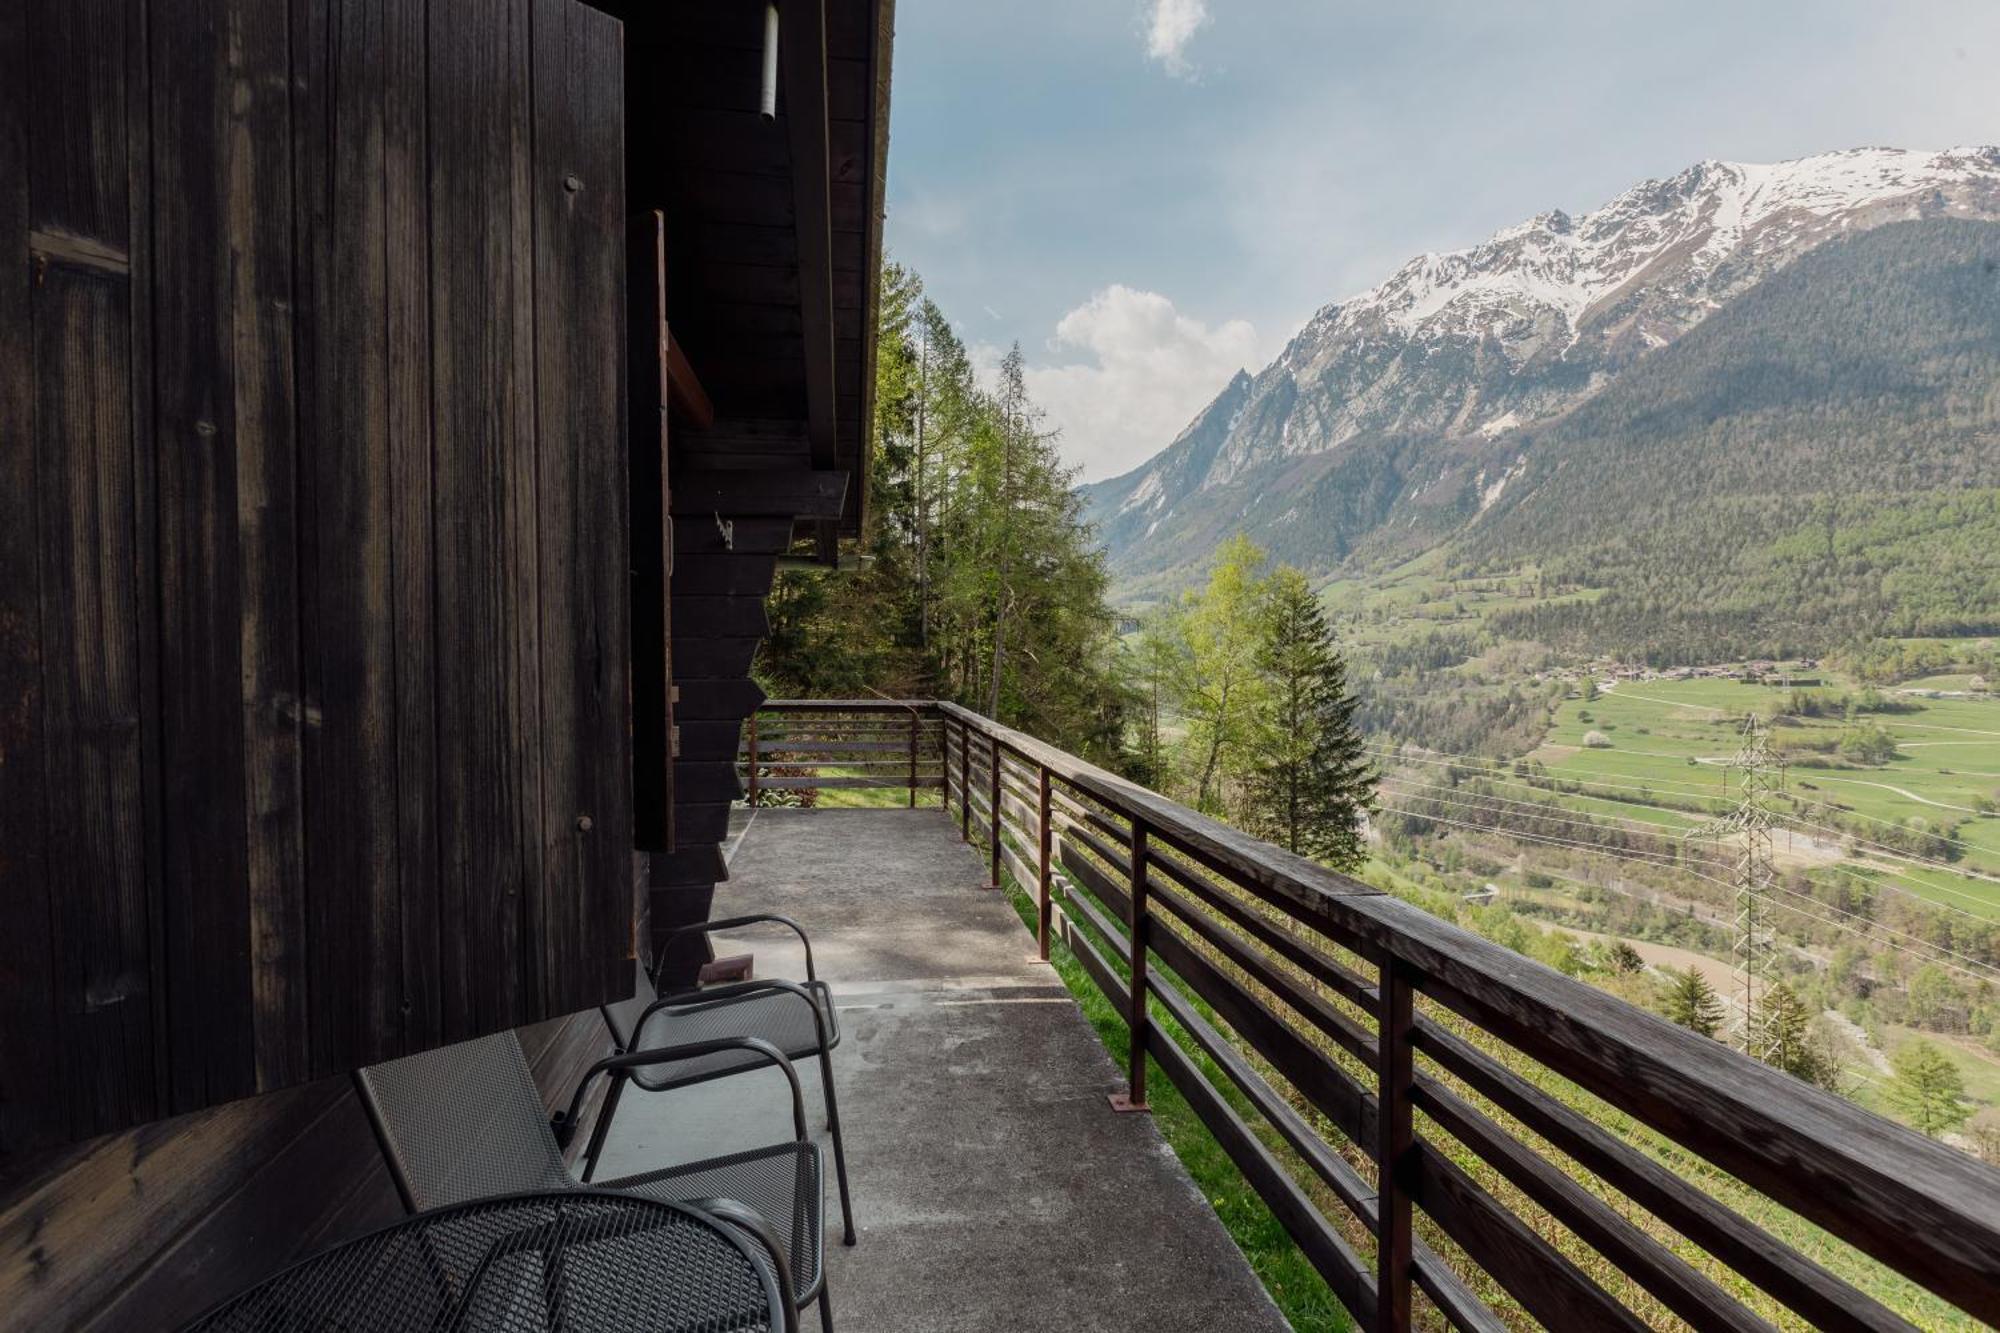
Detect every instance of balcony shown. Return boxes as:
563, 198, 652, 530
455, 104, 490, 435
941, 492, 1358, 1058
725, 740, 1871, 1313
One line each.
631, 700, 2000, 1331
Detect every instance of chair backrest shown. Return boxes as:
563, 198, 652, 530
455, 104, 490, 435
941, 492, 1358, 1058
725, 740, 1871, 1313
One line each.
355, 1032, 576, 1212
600, 971, 660, 1051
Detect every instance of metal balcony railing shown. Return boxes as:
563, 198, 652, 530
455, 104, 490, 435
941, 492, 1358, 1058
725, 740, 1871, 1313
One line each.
745, 700, 2000, 1330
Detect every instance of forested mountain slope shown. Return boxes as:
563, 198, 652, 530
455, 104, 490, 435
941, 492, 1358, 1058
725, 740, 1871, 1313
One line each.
1084, 150, 2000, 660
1464, 218, 2000, 659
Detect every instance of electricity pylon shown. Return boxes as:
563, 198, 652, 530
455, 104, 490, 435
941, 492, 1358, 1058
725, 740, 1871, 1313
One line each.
1684, 716, 1783, 1055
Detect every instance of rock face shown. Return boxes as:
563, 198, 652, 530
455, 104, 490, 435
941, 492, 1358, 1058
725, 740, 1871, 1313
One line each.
1085, 147, 2000, 590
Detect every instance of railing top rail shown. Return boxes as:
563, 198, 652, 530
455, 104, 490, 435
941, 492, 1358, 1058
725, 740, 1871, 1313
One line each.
757, 699, 938, 713
930, 700, 2000, 1317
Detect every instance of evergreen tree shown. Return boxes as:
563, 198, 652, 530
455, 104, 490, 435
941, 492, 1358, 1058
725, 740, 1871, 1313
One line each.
1660, 967, 1724, 1037
760, 263, 1130, 767
1756, 983, 1839, 1090
1606, 941, 1645, 975
1247, 567, 1376, 868
1886, 1039, 1972, 1138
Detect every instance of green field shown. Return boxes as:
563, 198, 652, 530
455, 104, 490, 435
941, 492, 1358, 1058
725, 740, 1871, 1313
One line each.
1528, 676, 2000, 915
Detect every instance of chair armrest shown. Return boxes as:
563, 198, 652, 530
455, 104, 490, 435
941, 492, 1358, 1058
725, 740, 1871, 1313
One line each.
685, 1197, 800, 1333
553, 1035, 809, 1151
658, 912, 818, 983
638, 978, 832, 1055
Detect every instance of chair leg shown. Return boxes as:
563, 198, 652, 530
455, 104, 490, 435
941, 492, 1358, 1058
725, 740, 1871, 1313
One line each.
816, 1047, 856, 1246
818, 1279, 835, 1333
580, 1071, 629, 1183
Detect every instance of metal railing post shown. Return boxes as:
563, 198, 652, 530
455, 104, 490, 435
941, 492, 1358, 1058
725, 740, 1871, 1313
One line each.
746, 714, 759, 807
984, 737, 1003, 890
1036, 764, 1053, 961
1111, 818, 1151, 1112
907, 709, 919, 808
959, 718, 971, 842
1375, 957, 1415, 1333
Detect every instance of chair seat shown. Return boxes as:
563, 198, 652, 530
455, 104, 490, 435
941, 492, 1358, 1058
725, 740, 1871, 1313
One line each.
631, 981, 841, 1092
605, 1140, 825, 1305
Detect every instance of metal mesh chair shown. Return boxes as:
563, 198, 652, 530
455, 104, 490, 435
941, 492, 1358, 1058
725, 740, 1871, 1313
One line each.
599, 913, 855, 1248
183, 1191, 787, 1333
355, 1031, 833, 1331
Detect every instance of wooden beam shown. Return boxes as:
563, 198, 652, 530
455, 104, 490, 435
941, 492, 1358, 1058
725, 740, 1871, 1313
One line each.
669, 468, 847, 518
782, 0, 837, 471
664, 327, 714, 429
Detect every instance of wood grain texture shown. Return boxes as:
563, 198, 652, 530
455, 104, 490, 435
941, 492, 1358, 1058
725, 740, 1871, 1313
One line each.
428, 0, 543, 1039
292, 0, 413, 1079
629, 212, 673, 851
29, 0, 157, 1139
0, 0, 58, 1156
5, 0, 638, 1154
532, 0, 630, 1013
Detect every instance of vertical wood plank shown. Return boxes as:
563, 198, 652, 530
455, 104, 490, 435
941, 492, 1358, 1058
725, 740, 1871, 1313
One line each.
530, 0, 628, 1015
383, 0, 441, 1056
628, 210, 673, 852
229, 0, 308, 1096
1375, 958, 1416, 1333
23, 0, 158, 1141
429, 0, 541, 1038
149, 0, 301, 1110
0, 0, 57, 1155
291, 0, 417, 1073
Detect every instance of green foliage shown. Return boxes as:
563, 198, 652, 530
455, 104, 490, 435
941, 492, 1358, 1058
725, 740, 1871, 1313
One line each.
1246, 568, 1377, 868
760, 263, 1129, 765
1757, 983, 1841, 1091
1659, 967, 1724, 1037
1885, 1038, 1974, 1137
1838, 723, 1902, 766
1467, 221, 2000, 663
1171, 535, 1272, 813
1607, 941, 1645, 975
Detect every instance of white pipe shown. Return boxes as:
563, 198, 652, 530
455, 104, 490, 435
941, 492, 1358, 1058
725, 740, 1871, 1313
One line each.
760, 2, 780, 120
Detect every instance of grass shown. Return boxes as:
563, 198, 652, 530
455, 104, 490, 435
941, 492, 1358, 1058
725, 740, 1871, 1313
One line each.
991, 874, 1356, 1331
1523, 677, 2000, 913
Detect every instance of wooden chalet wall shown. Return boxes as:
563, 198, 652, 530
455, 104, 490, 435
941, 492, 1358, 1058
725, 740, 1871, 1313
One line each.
0, 1008, 613, 1331
0, 0, 634, 1158
621, 0, 891, 983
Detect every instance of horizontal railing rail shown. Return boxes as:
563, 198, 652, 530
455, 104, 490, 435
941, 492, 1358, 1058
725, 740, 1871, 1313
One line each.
769, 700, 2000, 1329
739, 699, 944, 806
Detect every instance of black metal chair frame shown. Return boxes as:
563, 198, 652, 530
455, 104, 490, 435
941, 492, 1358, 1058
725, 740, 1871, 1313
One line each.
601, 913, 855, 1248
355, 1031, 832, 1331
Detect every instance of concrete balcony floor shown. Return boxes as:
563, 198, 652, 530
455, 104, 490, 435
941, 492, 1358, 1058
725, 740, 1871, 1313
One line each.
592, 806, 1289, 1332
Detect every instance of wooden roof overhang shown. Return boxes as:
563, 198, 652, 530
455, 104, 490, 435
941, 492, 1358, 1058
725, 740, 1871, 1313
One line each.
617, 0, 892, 559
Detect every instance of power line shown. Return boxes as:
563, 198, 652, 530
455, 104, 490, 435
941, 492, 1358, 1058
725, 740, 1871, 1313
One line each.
1375, 798, 2000, 985
1378, 777, 1709, 841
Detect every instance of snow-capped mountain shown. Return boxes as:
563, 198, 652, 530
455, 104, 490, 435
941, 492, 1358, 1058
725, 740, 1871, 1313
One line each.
1086, 147, 2000, 584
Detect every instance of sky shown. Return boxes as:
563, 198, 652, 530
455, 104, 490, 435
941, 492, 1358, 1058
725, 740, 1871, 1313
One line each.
882, 0, 2000, 483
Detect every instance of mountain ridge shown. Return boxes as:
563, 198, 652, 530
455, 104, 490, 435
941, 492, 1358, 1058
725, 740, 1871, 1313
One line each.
1085, 146, 2000, 595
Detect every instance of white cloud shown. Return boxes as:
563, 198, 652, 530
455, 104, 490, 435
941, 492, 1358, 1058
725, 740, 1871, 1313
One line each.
1006, 285, 1257, 483
1144, 0, 1209, 77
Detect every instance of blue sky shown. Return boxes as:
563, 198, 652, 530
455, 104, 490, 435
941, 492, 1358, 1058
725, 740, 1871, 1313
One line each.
883, 0, 2000, 481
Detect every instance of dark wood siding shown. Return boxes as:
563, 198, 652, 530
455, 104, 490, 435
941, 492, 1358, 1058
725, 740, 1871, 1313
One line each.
0, 1010, 614, 1332
0, 0, 633, 1157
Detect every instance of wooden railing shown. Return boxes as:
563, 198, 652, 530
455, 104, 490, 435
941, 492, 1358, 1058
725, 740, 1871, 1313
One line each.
766, 701, 2000, 1329
739, 699, 944, 805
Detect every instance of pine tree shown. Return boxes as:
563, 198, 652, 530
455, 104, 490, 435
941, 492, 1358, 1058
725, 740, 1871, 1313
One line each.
1606, 941, 1645, 975
1756, 982, 1838, 1089
1886, 1039, 1972, 1138
1247, 567, 1376, 869
1660, 967, 1724, 1037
